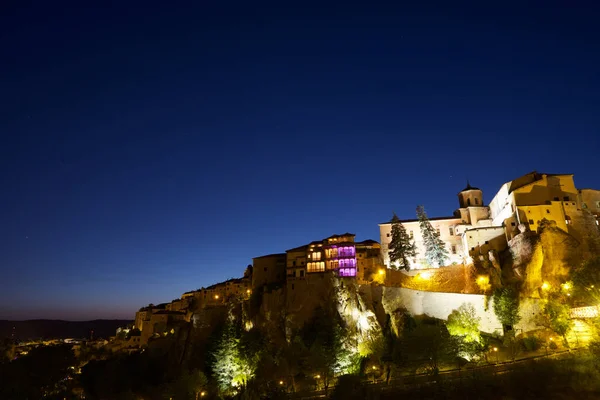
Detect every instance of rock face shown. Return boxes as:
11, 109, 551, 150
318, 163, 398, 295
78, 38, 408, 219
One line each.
507, 221, 581, 297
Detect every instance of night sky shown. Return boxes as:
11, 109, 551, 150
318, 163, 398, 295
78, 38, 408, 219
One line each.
1, 1, 599, 320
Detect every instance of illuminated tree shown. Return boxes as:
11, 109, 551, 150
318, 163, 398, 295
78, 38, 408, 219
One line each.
416, 205, 448, 267
492, 287, 521, 332
446, 303, 481, 344
388, 212, 417, 271
542, 297, 572, 344
211, 316, 259, 394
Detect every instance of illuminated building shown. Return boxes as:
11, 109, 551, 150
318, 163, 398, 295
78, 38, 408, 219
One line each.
286, 234, 379, 278
379, 183, 492, 269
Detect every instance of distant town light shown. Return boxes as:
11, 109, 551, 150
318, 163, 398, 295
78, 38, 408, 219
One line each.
200, 391, 206, 397
246, 289, 251, 294
279, 380, 284, 385
315, 374, 321, 379
214, 294, 219, 299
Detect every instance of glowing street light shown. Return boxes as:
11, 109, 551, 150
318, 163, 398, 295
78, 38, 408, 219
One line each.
279, 380, 284, 385
200, 391, 206, 397
378, 269, 385, 275
541, 282, 551, 291
214, 294, 219, 300
493, 347, 499, 364
315, 374, 321, 379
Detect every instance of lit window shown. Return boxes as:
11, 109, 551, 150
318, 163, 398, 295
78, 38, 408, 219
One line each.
546, 209, 550, 214
436, 228, 440, 236
410, 230, 414, 238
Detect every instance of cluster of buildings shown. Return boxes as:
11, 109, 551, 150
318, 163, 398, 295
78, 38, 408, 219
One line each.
125, 171, 599, 347
380, 171, 600, 270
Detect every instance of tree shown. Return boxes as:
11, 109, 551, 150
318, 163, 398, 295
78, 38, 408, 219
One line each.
211, 315, 259, 395
543, 297, 572, 344
446, 303, 481, 344
388, 212, 417, 271
162, 369, 208, 400
416, 205, 449, 267
493, 287, 521, 331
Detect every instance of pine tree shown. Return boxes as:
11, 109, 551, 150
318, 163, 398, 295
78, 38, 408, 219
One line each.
416, 205, 449, 267
388, 213, 417, 271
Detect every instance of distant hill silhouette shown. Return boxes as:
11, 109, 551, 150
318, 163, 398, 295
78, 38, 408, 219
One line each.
0, 319, 132, 340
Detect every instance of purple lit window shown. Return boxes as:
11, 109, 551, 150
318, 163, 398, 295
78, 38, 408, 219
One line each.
338, 267, 356, 277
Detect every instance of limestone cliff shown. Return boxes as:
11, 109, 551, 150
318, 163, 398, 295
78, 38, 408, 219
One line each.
505, 220, 581, 297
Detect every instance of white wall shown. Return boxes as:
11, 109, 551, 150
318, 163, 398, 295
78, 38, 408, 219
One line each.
382, 287, 542, 334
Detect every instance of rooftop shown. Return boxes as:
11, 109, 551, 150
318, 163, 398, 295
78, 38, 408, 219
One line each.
379, 215, 459, 225
252, 253, 286, 260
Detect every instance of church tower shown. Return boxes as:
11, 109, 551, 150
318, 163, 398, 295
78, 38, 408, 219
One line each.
458, 181, 484, 208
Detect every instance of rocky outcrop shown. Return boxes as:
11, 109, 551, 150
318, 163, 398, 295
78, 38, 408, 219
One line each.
507, 220, 581, 297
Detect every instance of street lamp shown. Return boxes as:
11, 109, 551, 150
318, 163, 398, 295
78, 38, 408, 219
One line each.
493, 347, 499, 364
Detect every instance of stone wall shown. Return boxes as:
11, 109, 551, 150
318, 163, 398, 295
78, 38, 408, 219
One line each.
379, 286, 542, 335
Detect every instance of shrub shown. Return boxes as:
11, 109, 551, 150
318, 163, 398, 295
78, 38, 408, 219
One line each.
521, 336, 542, 352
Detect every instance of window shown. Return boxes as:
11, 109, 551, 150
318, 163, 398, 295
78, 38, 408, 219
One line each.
449, 227, 454, 235
409, 230, 414, 239
546, 209, 550, 214
263, 267, 267, 272
554, 197, 559, 201
436, 228, 440, 236
293, 261, 296, 267
451, 245, 457, 254
563, 196, 569, 201
300, 270, 305, 277
467, 199, 471, 206
386, 233, 390, 237
529, 219, 534, 225
291, 284, 294, 290
475, 198, 479, 205
485, 241, 489, 245
511, 222, 516, 226
471, 247, 475, 251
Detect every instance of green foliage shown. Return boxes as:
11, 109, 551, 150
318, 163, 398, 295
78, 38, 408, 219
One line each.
210, 315, 259, 394
492, 287, 521, 328
543, 298, 573, 339
162, 369, 208, 400
571, 256, 600, 305
416, 205, 449, 267
388, 212, 417, 271
446, 303, 482, 344
401, 319, 456, 375
521, 335, 542, 352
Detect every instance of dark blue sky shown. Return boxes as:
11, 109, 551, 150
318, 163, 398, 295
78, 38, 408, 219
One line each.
1, 1, 599, 320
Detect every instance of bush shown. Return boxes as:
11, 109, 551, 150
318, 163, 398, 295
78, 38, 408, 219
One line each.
521, 336, 542, 352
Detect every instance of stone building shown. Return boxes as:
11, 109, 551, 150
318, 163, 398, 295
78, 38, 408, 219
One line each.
488, 171, 600, 254
379, 183, 493, 269
380, 171, 600, 271
286, 234, 379, 279
252, 253, 286, 289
